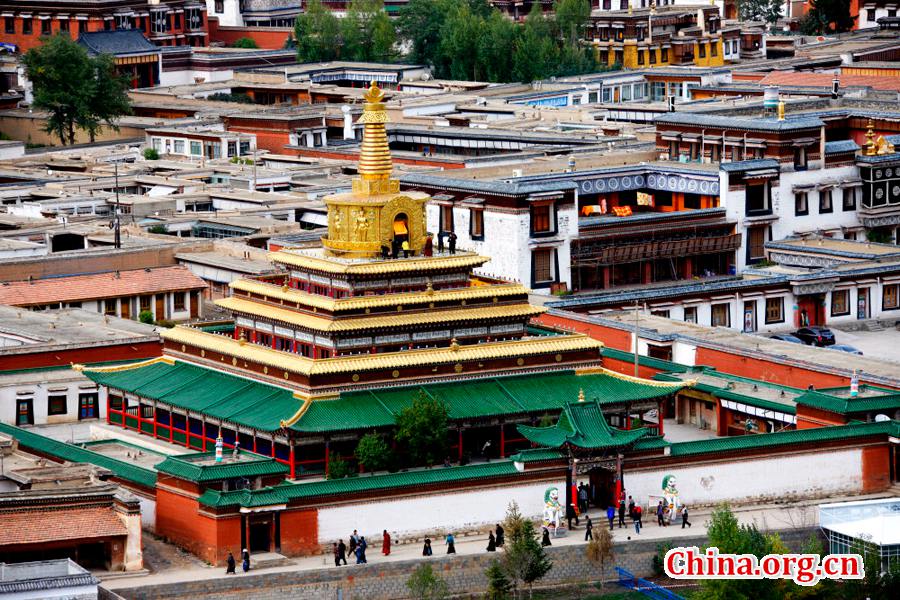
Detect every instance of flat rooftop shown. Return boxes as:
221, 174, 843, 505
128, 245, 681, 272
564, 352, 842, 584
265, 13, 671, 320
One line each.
176, 251, 279, 275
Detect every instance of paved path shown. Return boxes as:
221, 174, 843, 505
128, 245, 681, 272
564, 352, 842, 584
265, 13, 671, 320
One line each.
101, 493, 889, 590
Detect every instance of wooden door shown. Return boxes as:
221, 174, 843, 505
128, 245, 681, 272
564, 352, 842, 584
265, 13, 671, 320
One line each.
155, 295, 165, 321
120, 298, 131, 320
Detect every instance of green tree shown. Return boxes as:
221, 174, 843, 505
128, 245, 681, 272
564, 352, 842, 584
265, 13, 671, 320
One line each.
485, 559, 513, 600
513, 4, 558, 83
477, 11, 519, 83
23, 35, 130, 145
555, 0, 591, 43
406, 563, 449, 599
802, 0, 856, 34
231, 37, 259, 49
294, 0, 342, 62
138, 310, 155, 324
397, 0, 454, 66
394, 392, 449, 466
143, 148, 159, 160
437, 3, 484, 80
342, 0, 396, 62
354, 432, 393, 473
326, 452, 354, 479
737, 0, 784, 28
585, 527, 615, 591
499, 502, 552, 599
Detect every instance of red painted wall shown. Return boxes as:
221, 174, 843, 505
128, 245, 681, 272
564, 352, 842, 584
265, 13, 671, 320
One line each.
534, 313, 633, 351
862, 445, 891, 493
208, 20, 293, 49
1, 340, 162, 371
156, 487, 241, 565
279, 509, 319, 556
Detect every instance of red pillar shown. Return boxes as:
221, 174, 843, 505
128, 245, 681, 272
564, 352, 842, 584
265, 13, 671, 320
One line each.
642, 262, 652, 285
252, 435, 257, 454
289, 443, 296, 479
457, 429, 463, 461
233, 327, 240, 340
202, 421, 207, 451
153, 406, 158, 439
324, 441, 330, 478
270, 438, 276, 458
602, 266, 611, 289
624, 405, 631, 430
271, 336, 277, 350
657, 401, 665, 437
184, 418, 191, 448
499, 423, 506, 458
614, 454, 623, 502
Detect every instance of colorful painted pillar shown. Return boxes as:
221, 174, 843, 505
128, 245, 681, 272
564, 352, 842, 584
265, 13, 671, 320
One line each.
658, 400, 665, 437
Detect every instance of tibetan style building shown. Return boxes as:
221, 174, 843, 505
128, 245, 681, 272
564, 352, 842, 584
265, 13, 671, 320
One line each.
78, 83, 681, 481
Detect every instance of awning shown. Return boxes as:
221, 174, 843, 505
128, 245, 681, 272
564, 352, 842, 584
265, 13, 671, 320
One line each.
393, 221, 408, 235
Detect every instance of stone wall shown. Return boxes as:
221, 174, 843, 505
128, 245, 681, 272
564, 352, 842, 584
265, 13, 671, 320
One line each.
112, 528, 819, 600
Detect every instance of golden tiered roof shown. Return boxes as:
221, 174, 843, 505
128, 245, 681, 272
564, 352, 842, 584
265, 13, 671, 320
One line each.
269, 249, 489, 275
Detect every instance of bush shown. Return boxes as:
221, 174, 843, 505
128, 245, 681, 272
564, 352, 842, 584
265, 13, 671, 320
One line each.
652, 541, 673, 577
207, 92, 254, 104
138, 310, 154, 324
406, 563, 448, 600
326, 452, 353, 480
231, 37, 258, 49
355, 432, 393, 473
485, 560, 512, 599
147, 225, 167, 234
143, 148, 159, 160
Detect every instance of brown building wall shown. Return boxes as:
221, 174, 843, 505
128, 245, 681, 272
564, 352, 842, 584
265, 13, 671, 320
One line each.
0, 112, 146, 147
861, 444, 892, 493
278, 509, 319, 556
156, 487, 241, 565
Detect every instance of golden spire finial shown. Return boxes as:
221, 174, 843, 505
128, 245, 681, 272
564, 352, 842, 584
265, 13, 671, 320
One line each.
355, 80, 394, 190
865, 119, 877, 156
578, 388, 585, 402
363, 80, 385, 104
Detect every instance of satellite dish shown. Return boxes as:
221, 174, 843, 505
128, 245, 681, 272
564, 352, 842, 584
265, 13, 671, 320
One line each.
874, 414, 890, 422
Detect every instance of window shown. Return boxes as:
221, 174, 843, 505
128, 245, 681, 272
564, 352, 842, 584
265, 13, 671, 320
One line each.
599, 27, 608, 41
173, 140, 185, 154
795, 192, 808, 216
884, 284, 899, 311
831, 289, 850, 316
711, 303, 730, 328
819, 189, 832, 213
683, 306, 698, 323
745, 184, 770, 215
531, 204, 553, 234
710, 42, 717, 57
190, 140, 201, 156
661, 48, 668, 62
173, 293, 186, 312
637, 50, 645, 66
532, 248, 554, 284
174, 12, 181, 29
620, 0, 629, 8
140, 295, 152, 312
650, 309, 670, 318
651, 81, 666, 101
747, 225, 766, 264
5, 17, 14, 34
842, 187, 857, 211
23, 18, 32, 34
699, 44, 706, 59
215, 0, 224, 13
48, 395, 68, 416
793, 147, 807, 171
470, 208, 484, 239
765, 297, 784, 324
227, 140, 237, 157
58, 18, 68, 32
103, 299, 117, 316
109, 394, 123, 410
41, 18, 51, 35
440, 204, 454, 233
622, 84, 632, 102
603, 0, 611, 8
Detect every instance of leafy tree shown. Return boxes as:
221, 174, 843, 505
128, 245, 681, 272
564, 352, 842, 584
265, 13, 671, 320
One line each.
354, 432, 393, 473
326, 451, 354, 479
499, 501, 552, 599
342, 0, 396, 62
513, 4, 559, 83
231, 37, 259, 49
477, 11, 519, 83
397, 0, 455, 66
555, 0, 591, 42
294, 0, 342, 62
23, 35, 130, 145
406, 563, 449, 600
143, 148, 159, 160
802, 0, 856, 34
485, 559, 513, 599
737, 0, 783, 28
585, 527, 615, 591
438, 3, 484, 80
394, 392, 449, 466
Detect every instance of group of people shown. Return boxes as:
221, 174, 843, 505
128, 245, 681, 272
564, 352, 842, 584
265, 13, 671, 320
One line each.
331, 529, 387, 566
379, 230, 458, 261
224, 549, 250, 574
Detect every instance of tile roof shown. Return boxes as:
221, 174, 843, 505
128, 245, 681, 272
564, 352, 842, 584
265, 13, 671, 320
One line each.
760, 71, 900, 94
655, 113, 823, 132
77, 30, 158, 57
270, 250, 490, 276
518, 400, 650, 449
824, 140, 860, 154
0, 266, 207, 307
155, 451, 288, 483
400, 173, 577, 196
0, 422, 157, 488
719, 159, 781, 172
0, 506, 127, 546
794, 390, 900, 415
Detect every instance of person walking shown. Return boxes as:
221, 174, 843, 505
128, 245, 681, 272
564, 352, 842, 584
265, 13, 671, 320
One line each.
241, 548, 250, 573
657, 500, 666, 527
495, 524, 505, 547
448, 231, 457, 255
349, 530, 358, 556
437, 231, 445, 254
359, 536, 368, 563
578, 483, 588, 513
487, 531, 497, 552
333, 542, 341, 567
422, 538, 433, 556
627, 495, 635, 519
382, 530, 391, 555
618, 496, 627, 528
225, 551, 236, 574
634, 504, 643, 534
445, 533, 456, 554
567, 502, 579, 529
682, 506, 692, 529
606, 505, 616, 530
337, 539, 347, 565
541, 528, 552, 547
584, 515, 593, 541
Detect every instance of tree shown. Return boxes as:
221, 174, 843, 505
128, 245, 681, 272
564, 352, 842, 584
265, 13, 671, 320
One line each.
394, 392, 449, 466
498, 502, 552, 599
326, 452, 353, 479
555, 0, 591, 43
585, 527, 615, 592
406, 563, 449, 600
485, 560, 513, 600
397, 0, 455, 66
231, 37, 259, 49
294, 0, 342, 62
23, 35, 130, 145
802, 0, 856, 34
513, 4, 558, 83
342, 0, 396, 62
437, 3, 484, 80
354, 432, 393, 473
477, 11, 519, 83
737, 0, 783, 28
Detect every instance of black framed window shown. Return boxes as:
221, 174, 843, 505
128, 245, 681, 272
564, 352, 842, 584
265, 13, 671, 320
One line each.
764, 297, 784, 324
48, 395, 68, 416
469, 208, 484, 240
820, 189, 832, 213
795, 192, 808, 216
831, 289, 850, 316
842, 187, 857, 211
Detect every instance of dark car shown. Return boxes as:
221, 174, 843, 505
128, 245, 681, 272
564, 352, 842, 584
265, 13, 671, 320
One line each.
830, 344, 863, 355
770, 333, 804, 344
794, 327, 836, 347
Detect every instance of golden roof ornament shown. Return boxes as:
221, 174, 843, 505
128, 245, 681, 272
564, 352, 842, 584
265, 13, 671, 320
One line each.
578, 388, 585, 402
865, 119, 877, 156
355, 81, 396, 192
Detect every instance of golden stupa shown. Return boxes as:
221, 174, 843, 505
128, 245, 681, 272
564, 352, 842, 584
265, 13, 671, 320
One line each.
322, 82, 430, 258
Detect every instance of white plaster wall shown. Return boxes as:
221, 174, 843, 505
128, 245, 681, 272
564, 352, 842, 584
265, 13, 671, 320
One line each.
317, 478, 564, 543
625, 448, 862, 510
206, 0, 243, 26
0, 374, 104, 427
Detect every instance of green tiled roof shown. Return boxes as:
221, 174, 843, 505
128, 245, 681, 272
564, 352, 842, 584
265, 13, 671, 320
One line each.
600, 347, 690, 373
155, 451, 288, 483
669, 420, 900, 457
508, 448, 565, 463
654, 371, 798, 415
632, 435, 670, 451
794, 390, 900, 415
295, 370, 681, 433
0, 423, 157, 488
518, 400, 649, 450
82, 360, 303, 433
198, 461, 521, 508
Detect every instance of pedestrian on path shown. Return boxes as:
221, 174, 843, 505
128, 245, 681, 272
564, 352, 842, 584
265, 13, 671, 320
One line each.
578, 483, 588, 513
657, 501, 666, 526
423, 538, 433, 556
225, 551, 236, 574
337, 539, 347, 565
487, 531, 497, 552
606, 505, 616, 530
349, 530, 359, 556
541, 528, 552, 547
618, 497, 626, 528
495, 524, 505, 547
584, 516, 593, 541
682, 506, 692, 529
627, 495, 635, 519
382, 530, 391, 556
567, 502, 579, 529
241, 549, 250, 573
445, 533, 456, 554
634, 505, 643, 534
359, 536, 368, 563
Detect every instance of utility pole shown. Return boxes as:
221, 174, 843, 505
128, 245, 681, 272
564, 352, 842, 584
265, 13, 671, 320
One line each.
633, 300, 640, 377
114, 160, 121, 249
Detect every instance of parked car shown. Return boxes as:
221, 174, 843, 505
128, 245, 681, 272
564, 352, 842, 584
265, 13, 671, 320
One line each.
794, 327, 836, 347
770, 333, 804, 344
830, 344, 863, 355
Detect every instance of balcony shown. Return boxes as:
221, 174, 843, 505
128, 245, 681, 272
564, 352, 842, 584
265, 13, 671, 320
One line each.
572, 233, 742, 265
